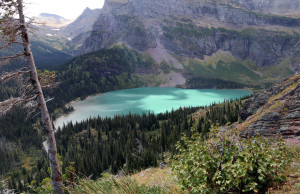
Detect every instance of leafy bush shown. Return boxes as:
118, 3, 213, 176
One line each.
172, 130, 291, 193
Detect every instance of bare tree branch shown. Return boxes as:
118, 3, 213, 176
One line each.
0, 41, 24, 50
0, 52, 24, 62
0, 94, 37, 117
0, 67, 30, 84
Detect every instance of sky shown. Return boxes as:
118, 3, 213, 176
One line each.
23, 0, 105, 20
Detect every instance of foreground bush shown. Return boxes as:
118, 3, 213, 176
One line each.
172, 130, 291, 193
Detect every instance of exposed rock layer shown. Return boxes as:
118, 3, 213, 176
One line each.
239, 74, 300, 139
81, 0, 300, 69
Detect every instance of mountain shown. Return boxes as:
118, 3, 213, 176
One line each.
0, 40, 72, 72
61, 7, 102, 39
32, 8, 102, 54
234, 0, 300, 16
78, 0, 300, 87
35, 13, 73, 28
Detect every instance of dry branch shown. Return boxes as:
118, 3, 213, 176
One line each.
0, 67, 30, 83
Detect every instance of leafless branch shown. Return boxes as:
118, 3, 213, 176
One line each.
0, 92, 37, 117
0, 41, 24, 50
0, 52, 24, 62
131, 138, 145, 161
0, 67, 30, 84
0, 97, 24, 117
41, 82, 60, 89
45, 97, 54, 103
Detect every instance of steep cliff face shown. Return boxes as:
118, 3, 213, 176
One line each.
61, 8, 102, 39
239, 74, 300, 140
83, 0, 300, 52
234, 0, 300, 16
80, 0, 300, 87
163, 22, 300, 67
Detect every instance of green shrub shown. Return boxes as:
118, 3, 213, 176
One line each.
172, 130, 291, 193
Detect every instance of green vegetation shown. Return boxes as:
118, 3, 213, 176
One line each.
173, 131, 291, 193
9, 97, 246, 192
0, 108, 42, 148
163, 21, 297, 87
179, 52, 294, 87
47, 46, 157, 113
181, 54, 261, 86
186, 77, 246, 89
160, 60, 172, 74
0, 40, 71, 73
1, 43, 298, 193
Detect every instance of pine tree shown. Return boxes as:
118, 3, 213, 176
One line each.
0, 1, 63, 192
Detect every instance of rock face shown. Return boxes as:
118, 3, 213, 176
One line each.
239, 74, 300, 139
61, 8, 102, 39
81, 0, 300, 69
234, 0, 300, 16
77, 0, 300, 87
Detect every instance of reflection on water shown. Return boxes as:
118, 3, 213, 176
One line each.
54, 87, 251, 129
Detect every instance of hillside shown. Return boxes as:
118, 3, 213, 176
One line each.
1, 0, 300, 193
33, 73, 299, 193
0, 40, 72, 72
78, 0, 300, 87
234, 0, 300, 16
239, 74, 300, 144
32, 8, 101, 54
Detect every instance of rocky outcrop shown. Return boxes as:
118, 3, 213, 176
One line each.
81, 0, 300, 68
76, 0, 300, 87
163, 23, 300, 67
239, 74, 300, 139
61, 8, 102, 39
234, 0, 300, 16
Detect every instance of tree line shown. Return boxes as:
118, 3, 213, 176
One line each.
4, 98, 247, 192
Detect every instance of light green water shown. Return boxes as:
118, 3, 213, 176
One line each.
54, 87, 251, 128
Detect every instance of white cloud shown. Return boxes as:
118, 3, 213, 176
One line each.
24, 0, 105, 20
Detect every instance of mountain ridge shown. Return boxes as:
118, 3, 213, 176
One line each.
77, 0, 300, 87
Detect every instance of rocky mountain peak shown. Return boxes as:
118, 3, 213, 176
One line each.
83, 7, 92, 12
35, 13, 73, 28
39, 13, 65, 19
78, 0, 300, 87
59, 8, 102, 39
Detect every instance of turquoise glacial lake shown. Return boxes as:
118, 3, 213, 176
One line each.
54, 87, 251, 129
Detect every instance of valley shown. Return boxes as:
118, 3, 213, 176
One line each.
0, 0, 299, 193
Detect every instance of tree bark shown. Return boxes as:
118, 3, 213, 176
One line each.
16, 0, 64, 193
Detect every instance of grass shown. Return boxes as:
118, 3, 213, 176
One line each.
131, 168, 173, 186
267, 146, 300, 193
68, 157, 299, 194
67, 168, 183, 194
69, 176, 169, 194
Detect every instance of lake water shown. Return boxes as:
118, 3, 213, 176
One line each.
54, 87, 251, 129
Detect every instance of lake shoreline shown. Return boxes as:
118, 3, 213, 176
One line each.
54, 87, 252, 129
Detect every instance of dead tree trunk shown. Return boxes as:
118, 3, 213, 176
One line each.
16, 0, 63, 193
